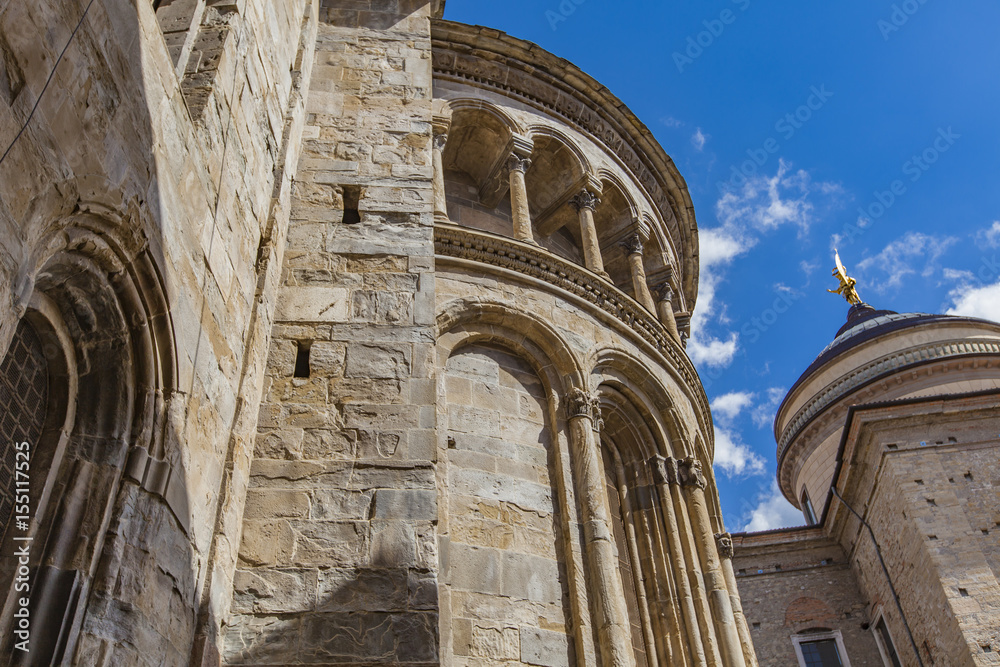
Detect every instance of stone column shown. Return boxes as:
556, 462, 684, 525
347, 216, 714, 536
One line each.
569, 190, 610, 279
679, 458, 747, 667
432, 130, 449, 222
716, 533, 758, 667
654, 282, 682, 343
619, 233, 656, 312
506, 154, 537, 245
651, 455, 706, 666
565, 388, 635, 667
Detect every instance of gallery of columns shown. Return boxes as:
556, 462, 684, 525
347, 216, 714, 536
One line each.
429, 23, 756, 666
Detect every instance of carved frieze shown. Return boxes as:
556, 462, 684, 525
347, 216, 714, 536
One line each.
715, 532, 734, 560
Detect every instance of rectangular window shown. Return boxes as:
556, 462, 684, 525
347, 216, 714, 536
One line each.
802, 488, 818, 525
874, 617, 902, 667
800, 639, 842, 666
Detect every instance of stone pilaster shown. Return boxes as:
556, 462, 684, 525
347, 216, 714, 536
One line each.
506, 154, 537, 245
565, 388, 635, 667
680, 458, 747, 667
717, 532, 758, 667
651, 455, 705, 666
569, 190, 610, 279
619, 233, 656, 313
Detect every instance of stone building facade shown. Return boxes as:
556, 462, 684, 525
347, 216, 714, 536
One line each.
0, 2, 758, 666
733, 304, 1000, 666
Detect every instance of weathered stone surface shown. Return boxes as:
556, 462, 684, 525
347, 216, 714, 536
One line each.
520, 627, 572, 667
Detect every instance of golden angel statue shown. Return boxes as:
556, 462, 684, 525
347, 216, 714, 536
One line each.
828, 250, 863, 306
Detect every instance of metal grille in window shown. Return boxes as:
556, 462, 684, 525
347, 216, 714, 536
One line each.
0, 319, 48, 532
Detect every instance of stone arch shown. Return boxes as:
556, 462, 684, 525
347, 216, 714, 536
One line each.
440, 101, 522, 234
0, 211, 182, 661
593, 175, 642, 296
437, 296, 585, 391
588, 344, 695, 459
435, 297, 591, 666
524, 126, 591, 249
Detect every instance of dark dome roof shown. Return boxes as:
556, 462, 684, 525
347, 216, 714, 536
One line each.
775, 303, 1000, 436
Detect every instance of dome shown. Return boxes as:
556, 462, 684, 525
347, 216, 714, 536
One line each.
774, 302, 1000, 508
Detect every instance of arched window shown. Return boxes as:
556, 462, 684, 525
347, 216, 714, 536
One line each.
0, 304, 75, 662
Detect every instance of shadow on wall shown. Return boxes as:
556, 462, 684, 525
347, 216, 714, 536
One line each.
0, 0, 197, 663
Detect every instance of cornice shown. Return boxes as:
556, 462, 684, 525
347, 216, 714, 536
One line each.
434, 223, 712, 439
777, 338, 1000, 465
430, 20, 700, 314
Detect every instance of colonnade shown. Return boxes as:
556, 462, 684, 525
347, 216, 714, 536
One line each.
554, 386, 755, 666
430, 120, 684, 343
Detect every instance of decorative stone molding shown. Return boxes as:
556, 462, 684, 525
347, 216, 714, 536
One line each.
566, 388, 602, 431
569, 190, 600, 212
777, 338, 1000, 461
654, 282, 674, 303
432, 133, 448, 151
715, 532, 734, 560
505, 154, 531, 174
619, 233, 644, 256
650, 455, 679, 486
677, 456, 706, 489
433, 223, 712, 428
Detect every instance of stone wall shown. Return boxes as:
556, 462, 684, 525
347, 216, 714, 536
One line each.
440, 345, 573, 665
840, 400, 1000, 666
0, 0, 313, 662
732, 528, 885, 666
224, 0, 440, 663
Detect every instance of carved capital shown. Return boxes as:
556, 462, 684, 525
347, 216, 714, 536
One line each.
650, 455, 680, 486
715, 532, 734, 560
505, 154, 532, 174
569, 190, 600, 212
619, 233, 644, 256
654, 282, 675, 303
677, 456, 706, 489
433, 133, 448, 152
566, 388, 602, 431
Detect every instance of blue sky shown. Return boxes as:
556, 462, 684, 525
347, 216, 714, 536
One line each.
443, 0, 1000, 532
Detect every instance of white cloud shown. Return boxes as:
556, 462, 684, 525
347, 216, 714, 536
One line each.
856, 232, 957, 293
688, 161, 840, 371
978, 220, 1000, 248
688, 332, 739, 368
660, 116, 684, 128
947, 281, 1000, 322
752, 386, 786, 429
691, 127, 707, 151
713, 426, 765, 477
741, 480, 805, 532
711, 391, 755, 422
716, 160, 829, 234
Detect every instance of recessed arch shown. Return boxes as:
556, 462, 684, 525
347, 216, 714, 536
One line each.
437, 296, 586, 392
0, 211, 181, 661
